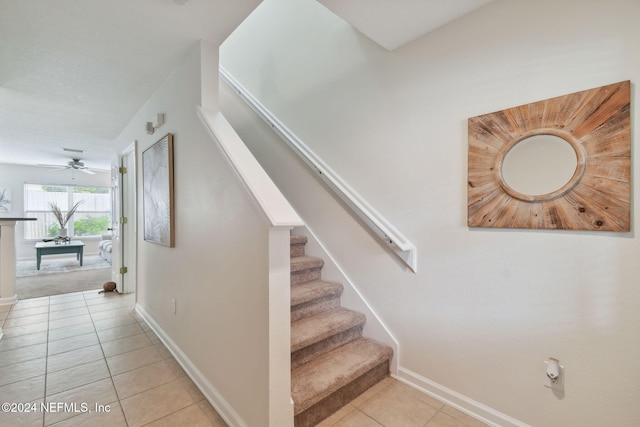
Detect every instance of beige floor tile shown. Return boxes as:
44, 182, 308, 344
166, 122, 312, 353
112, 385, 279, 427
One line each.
0, 310, 8, 322
93, 314, 138, 331
356, 382, 440, 427
88, 302, 128, 314
90, 308, 132, 322
96, 322, 144, 342
83, 290, 106, 300
120, 379, 196, 427
179, 376, 206, 402
3, 313, 48, 328
49, 306, 90, 320
0, 343, 47, 368
14, 297, 49, 309
48, 332, 100, 356
349, 377, 395, 407
438, 406, 488, 427
317, 403, 358, 426
49, 300, 88, 312
0, 375, 45, 402
47, 344, 104, 373
0, 398, 44, 427
112, 360, 178, 399
49, 292, 85, 302
332, 409, 384, 427
164, 357, 188, 378
198, 400, 229, 427
100, 333, 152, 358
48, 401, 127, 427
155, 342, 173, 359
106, 344, 164, 375
46, 359, 111, 396
0, 357, 46, 387
383, 380, 445, 410
44, 378, 118, 425
139, 321, 152, 332
146, 330, 161, 344
2, 321, 49, 337
49, 314, 92, 330
0, 331, 48, 353
6, 304, 50, 318
144, 403, 217, 427
48, 323, 96, 341
85, 295, 123, 305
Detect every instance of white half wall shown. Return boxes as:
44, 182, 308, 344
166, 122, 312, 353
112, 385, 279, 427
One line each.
220, 0, 640, 425
116, 42, 275, 426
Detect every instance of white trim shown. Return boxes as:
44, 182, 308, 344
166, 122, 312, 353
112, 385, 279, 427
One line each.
395, 367, 530, 427
0, 295, 17, 306
219, 66, 417, 273
197, 107, 303, 229
135, 304, 248, 427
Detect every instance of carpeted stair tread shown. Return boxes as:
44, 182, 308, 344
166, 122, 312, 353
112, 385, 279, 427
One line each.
291, 308, 365, 352
291, 280, 343, 307
290, 235, 308, 245
291, 256, 324, 272
291, 337, 393, 415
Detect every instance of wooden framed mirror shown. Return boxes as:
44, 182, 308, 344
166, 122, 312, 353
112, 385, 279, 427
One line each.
468, 81, 631, 231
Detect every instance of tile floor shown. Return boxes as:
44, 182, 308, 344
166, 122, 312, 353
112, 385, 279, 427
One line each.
0, 290, 488, 427
316, 377, 488, 427
0, 290, 226, 426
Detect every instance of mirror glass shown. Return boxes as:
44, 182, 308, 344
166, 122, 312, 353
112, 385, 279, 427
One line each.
501, 134, 578, 196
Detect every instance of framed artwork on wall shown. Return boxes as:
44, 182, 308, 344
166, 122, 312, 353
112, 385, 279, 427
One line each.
143, 133, 175, 247
468, 81, 630, 231
0, 186, 12, 213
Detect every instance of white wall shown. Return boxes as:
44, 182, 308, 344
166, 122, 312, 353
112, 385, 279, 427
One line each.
0, 163, 110, 259
116, 42, 274, 427
220, 0, 640, 425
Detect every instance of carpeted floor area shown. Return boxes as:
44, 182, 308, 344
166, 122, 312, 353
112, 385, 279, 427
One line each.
17, 255, 111, 277
16, 255, 112, 300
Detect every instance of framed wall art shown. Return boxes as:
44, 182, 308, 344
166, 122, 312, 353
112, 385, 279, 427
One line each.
468, 81, 630, 231
143, 133, 175, 246
0, 186, 12, 213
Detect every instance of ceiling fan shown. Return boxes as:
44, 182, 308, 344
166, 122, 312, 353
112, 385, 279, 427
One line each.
38, 158, 97, 175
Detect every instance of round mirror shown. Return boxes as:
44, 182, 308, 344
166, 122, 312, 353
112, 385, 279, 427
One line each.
501, 134, 578, 197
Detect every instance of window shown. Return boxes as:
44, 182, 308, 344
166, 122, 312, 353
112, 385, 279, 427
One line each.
24, 184, 111, 239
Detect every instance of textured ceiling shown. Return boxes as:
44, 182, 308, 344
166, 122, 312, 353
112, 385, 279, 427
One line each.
0, 0, 261, 171
0, 0, 492, 172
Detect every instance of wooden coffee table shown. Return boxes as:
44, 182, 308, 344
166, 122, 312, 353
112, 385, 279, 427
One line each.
35, 240, 85, 270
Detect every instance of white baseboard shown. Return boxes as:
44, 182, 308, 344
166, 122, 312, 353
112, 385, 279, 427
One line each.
395, 367, 530, 427
135, 304, 248, 427
0, 295, 18, 306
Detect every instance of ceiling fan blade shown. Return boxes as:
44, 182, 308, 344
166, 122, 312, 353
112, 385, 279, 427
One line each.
37, 164, 68, 170
79, 168, 96, 175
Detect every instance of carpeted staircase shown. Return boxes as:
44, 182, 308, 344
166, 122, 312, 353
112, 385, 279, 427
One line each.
290, 234, 393, 427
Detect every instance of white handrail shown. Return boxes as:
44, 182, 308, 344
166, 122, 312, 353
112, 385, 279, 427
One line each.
197, 107, 303, 229
219, 66, 417, 272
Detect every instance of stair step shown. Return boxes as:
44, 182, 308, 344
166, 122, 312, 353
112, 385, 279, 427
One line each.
292, 308, 365, 368
292, 338, 393, 426
291, 256, 324, 285
292, 308, 365, 352
291, 280, 343, 321
290, 235, 307, 258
